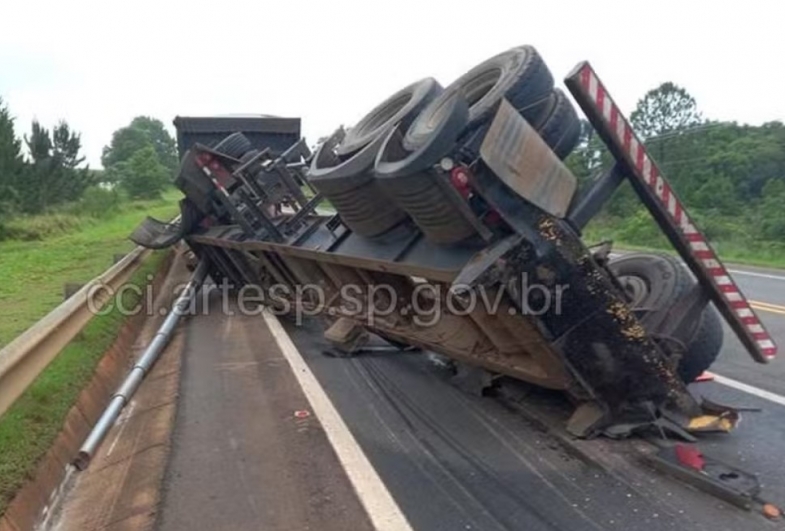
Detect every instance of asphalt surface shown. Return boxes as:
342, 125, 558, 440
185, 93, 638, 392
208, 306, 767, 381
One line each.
157, 291, 374, 531
711, 264, 785, 392
283, 261, 785, 531
164, 262, 785, 530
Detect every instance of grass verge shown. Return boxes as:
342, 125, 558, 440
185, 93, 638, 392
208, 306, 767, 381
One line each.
0, 189, 181, 348
0, 251, 168, 516
583, 221, 785, 271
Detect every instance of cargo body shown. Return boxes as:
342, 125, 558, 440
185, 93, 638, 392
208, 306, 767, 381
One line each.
134, 47, 774, 436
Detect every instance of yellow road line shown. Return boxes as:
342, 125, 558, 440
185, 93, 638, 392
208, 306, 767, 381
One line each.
750, 300, 785, 310
750, 300, 785, 315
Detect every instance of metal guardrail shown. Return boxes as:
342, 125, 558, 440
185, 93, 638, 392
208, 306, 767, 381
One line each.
0, 245, 152, 418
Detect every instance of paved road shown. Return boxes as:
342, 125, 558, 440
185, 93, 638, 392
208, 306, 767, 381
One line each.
712, 264, 785, 393
282, 261, 785, 531
164, 262, 785, 530
157, 291, 374, 531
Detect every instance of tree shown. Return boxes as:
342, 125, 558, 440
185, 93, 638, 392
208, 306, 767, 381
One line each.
129, 117, 178, 170
113, 146, 170, 199
760, 179, 785, 241
20, 120, 91, 213
52, 121, 86, 170
564, 119, 606, 182
22, 121, 55, 213
0, 98, 23, 216
588, 82, 706, 219
102, 126, 152, 168
102, 116, 177, 171
630, 82, 703, 139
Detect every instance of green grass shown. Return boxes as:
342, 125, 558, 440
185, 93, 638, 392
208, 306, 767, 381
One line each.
0, 189, 181, 348
0, 252, 167, 515
583, 218, 785, 270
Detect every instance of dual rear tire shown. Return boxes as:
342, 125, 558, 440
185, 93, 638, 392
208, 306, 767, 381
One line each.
306, 45, 582, 241
608, 253, 723, 383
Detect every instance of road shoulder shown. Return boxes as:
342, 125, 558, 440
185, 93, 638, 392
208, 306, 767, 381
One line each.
157, 294, 375, 531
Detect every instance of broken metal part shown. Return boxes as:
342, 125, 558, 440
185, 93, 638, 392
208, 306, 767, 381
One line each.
324, 317, 369, 356
662, 402, 740, 435
648, 444, 761, 510
130, 216, 185, 249
701, 395, 762, 414
566, 401, 608, 438
687, 414, 737, 433
587, 240, 613, 267
566, 164, 626, 231
602, 416, 697, 443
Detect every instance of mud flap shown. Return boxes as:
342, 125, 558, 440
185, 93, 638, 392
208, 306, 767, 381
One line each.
130, 216, 187, 249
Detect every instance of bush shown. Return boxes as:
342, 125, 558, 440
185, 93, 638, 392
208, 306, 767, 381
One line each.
616, 209, 668, 248
71, 186, 124, 218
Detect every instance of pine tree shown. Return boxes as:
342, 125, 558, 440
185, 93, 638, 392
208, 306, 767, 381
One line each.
0, 98, 23, 215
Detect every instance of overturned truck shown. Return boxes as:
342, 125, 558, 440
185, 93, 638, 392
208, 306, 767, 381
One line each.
135, 45, 776, 437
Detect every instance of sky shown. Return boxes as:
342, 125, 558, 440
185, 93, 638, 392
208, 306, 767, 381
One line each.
1, 0, 783, 168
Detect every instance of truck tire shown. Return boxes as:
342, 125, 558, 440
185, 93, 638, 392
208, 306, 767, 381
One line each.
214, 132, 253, 160
401, 87, 468, 154
308, 133, 409, 237
608, 253, 723, 383
528, 89, 581, 160
403, 46, 552, 154
377, 91, 479, 244
336, 78, 443, 157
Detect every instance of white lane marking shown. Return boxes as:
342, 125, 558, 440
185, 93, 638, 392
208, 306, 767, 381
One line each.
262, 309, 413, 531
709, 373, 785, 407
727, 269, 785, 282
610, 252, 785, 282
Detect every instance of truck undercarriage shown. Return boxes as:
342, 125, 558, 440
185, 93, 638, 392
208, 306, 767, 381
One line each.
132, 45, 775, 440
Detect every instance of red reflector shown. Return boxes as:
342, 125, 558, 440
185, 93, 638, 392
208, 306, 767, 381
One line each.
450, 167, 472, 199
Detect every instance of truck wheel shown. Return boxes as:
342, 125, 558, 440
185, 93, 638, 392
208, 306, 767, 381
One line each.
403, 46, 553, 152
214, 132, 253, 160
308, 133, 409, 237
401, 87, 469, 154
336, 78, 443, 157
608, 253, 723, 383
377, 90, 478, 244
529, 89, 581, 160
680, 298, 723, 383
459, 45, 553, 126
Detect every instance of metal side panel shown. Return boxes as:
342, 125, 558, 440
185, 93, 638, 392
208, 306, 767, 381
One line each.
189, 225, 486, 283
